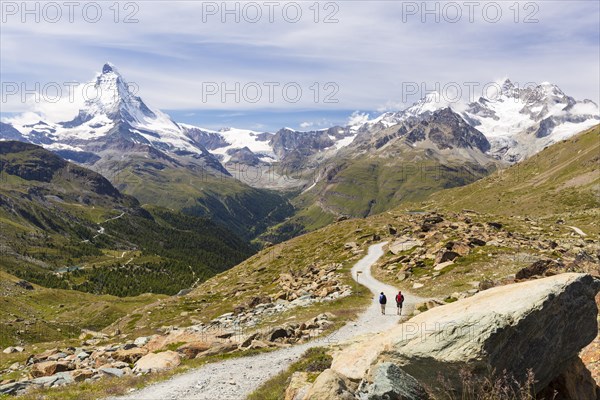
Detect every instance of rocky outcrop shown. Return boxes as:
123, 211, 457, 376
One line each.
537, 356, 600, 400
301, 273, 600, 398
376, 211, 599, 299
303, 369, 356, 400
357, 362, 429, 399
285, 372, 312, 400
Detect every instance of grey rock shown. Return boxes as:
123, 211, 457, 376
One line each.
331, 273, 600, 398
0, 381, 30, 395
384, 273, 600, 394
133, 336, 150, 347
359, 362, 429, 400
31, 375, 59, 387
47, 352, 68, 360
100, 367, 125, 377
53, 372, 75, 385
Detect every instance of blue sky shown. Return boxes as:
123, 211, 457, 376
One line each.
1, 0, 599, 131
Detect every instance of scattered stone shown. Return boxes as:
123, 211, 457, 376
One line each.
134, 351, 181, 374
30, 375, 59, 388
47, 352, 68, 361
487, 221, 503, 229
100, 367, 125, 378
424, 215, 444, 224
113, 347, 148, 363
71, 369, 94, 382
435, 251, 460, 264
344, 242, 358, 250
177, 342, 212, 359
389, 239, 422, 255
217, 330, 235, 339
198, 343, 238, 357
3, 347, 18, 354
30, 361, 71, 378
516, 259, 563, 280
0, 381, 29, 395
15, 280, 34, 290
434, 261, 454, 271
133, 336, 150, 347
32, 348, 60, 362
468, 237, 487, 246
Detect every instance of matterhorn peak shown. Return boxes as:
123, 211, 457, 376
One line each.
102, 62, 118, 74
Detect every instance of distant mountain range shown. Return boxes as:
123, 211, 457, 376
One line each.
1, 64, 294, 240
1, 63, 598, 241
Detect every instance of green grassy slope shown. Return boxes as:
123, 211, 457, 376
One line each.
262, 149, 495, 244
101, 154, 294, 241
0, 270, 163, 348
426, 125, 600, 234
0, 141, 253, 297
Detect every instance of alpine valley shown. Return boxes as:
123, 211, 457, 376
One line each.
0, 64, 599, 399
2, 64, 598, 245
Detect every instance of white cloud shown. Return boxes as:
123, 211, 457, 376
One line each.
347, 111, 370, 126
1, 1, 598, 112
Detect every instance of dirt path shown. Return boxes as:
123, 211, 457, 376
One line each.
110, 242, 427, 400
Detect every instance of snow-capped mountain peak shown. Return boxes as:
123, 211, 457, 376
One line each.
3, 64, 206, 155
464, 79, 599, 162
348, 78, 598, 163
69, 62, 164, 129
404, 91, 452, 117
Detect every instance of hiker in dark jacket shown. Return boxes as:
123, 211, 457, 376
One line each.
379, 292, 387, 315
395, 291, 404, 315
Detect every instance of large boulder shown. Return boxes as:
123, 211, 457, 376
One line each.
357, 362, 429, 399
304, 369, 356, 400
133, 351, 181, 374
537, 356, 600, 400
197, 342, 238, 357
516, 259, 563, 280
176, 341, 212, 359
285, 371, 312, 400
30, 361, 72, 378
388, 239, 422, 255
326, 273, 600, 397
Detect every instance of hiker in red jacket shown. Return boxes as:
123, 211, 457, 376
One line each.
395, 291, 404, 315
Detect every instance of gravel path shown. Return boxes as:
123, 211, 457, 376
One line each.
110, 242, 426, 400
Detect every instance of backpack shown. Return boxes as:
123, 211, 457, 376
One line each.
379, 294, 387, 304
396, 294, 404, 304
